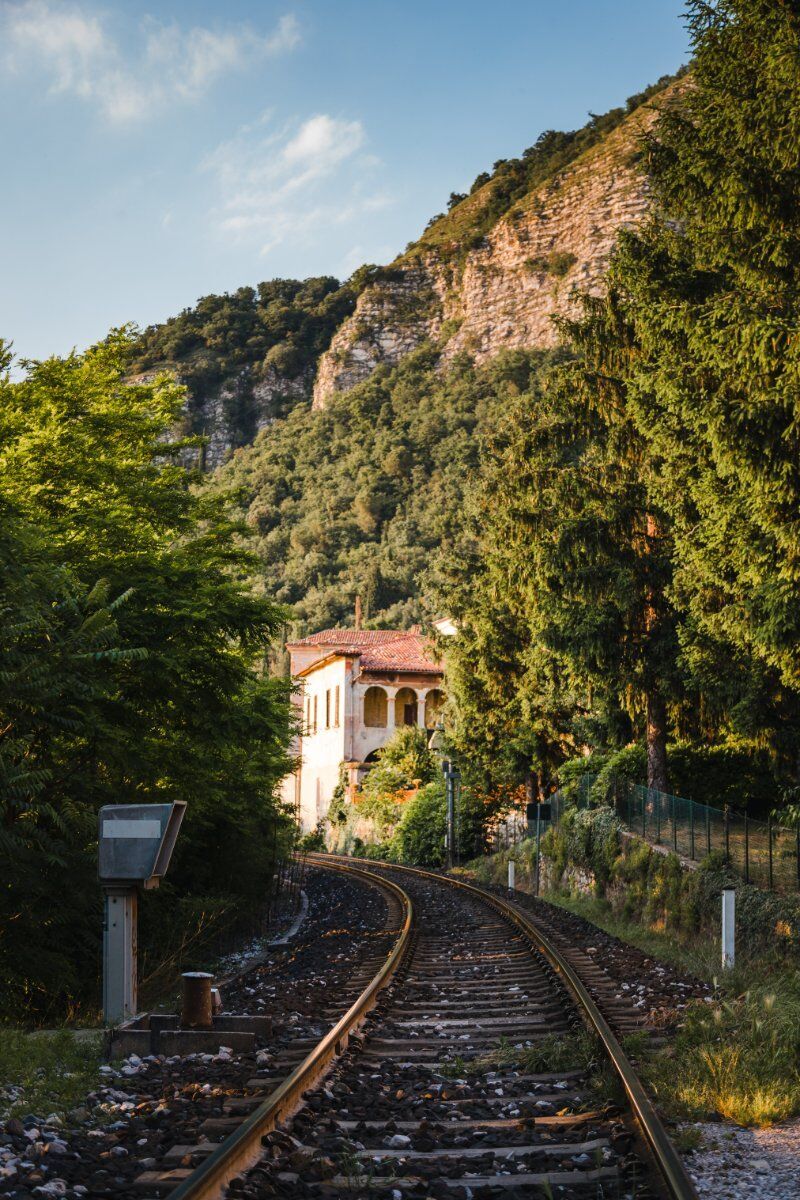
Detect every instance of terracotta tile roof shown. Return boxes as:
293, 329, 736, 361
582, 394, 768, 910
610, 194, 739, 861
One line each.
359, 632, 441, 674
289, 628, 406, 648
288, 627, 442, 675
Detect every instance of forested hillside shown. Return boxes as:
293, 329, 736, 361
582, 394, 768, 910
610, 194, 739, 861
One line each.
216, 0, 800, 812
218, 347, 546, 634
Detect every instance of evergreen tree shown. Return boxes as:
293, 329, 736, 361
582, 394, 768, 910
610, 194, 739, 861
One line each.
576, 0, 800, 774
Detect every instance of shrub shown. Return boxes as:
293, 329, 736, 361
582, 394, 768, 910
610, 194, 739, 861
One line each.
388, 780, 447, 867
588, 742, 778, 815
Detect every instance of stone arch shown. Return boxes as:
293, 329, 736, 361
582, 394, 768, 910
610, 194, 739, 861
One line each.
424, 688, 445, 729
363, 685, 388, 728
395, 687, 418, 727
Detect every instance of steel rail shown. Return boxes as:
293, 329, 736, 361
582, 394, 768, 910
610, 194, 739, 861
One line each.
308, 852, 699, 1200
168, 859, 413, 1200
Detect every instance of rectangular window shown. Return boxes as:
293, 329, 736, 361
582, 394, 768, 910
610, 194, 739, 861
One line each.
334, 685, 340, 728
313, 694, 318, 734
305, 697, 310, 735
325, 689, 331, 729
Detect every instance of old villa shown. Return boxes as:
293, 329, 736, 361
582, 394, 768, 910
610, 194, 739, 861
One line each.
283, 626, 446, 831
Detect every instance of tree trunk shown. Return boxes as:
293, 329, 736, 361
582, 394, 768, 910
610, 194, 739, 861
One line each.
525, 770, 541, 805
646, 690, 669, 793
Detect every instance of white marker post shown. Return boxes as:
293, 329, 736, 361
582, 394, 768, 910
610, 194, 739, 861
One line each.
508, 859, 515, 893
721, 886, 735, 969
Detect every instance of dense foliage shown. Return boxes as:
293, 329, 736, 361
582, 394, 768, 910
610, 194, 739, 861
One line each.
0, 334, 293, 1022
219, 347, 516, 636
433, 1, 800, 803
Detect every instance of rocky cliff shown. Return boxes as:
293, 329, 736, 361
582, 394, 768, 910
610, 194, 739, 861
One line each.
136, 75, 681, 462
311, 86, 675, 410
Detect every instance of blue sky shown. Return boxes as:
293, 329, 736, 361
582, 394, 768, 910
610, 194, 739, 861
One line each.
0, 1, 691, 364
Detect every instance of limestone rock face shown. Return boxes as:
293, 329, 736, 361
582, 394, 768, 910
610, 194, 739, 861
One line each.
312, 105, 655, 410
132, 364, 313, 469
311, 269, 441, 410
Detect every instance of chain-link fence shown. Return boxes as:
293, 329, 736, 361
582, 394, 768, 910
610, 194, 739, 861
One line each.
494, 773, 800, 895
606, 778, 800, 894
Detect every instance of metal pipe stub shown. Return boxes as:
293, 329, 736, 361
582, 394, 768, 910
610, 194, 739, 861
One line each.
181, 971, 214, 1029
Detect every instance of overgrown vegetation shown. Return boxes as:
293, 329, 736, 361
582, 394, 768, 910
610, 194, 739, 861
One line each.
468, 799, 800, 1127
0, 333, 294, 1023
0, 1030, 104, 1120
328, 726, 489, 867
219, 347, 530, 636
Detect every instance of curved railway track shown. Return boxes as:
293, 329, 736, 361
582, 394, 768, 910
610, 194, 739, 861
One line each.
147, 855, 697, 1200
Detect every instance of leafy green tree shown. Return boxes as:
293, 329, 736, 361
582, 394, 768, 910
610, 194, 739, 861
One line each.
433, 349, 680, 790
0, 333, 293, 1020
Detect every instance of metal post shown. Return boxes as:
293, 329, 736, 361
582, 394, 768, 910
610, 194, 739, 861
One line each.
103, 886, 138, 1026
642, 791, 647, 840
507, 859, 515, 893
796, 826, 800, 890
453, 768, 461, 866
768, 818, 773, 891
181, 972, 213, 1029
706, 805, 711, 857
655, 792, 661, 843
724, 804, 730, 864
721, 887, 735, 969
690, 802, 695, 861
534, 804, 543, 897
444, 761, 455, 871
744, 812, 750, 884
672, 795, 678, 852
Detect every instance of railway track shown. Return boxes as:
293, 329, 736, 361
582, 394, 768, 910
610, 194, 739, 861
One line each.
150, 854, 697, 1200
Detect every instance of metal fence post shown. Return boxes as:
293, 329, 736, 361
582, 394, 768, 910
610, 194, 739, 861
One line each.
690, 802, 695, 861
706, 805, 711, 857
724, 804, 730, 864
768, 818, 773, 892
722, 887, 735, 969
642, 790, 647, 840
744, 812, 750, 884
655, 791, 661, 843
672, 795, 678, 852
797, 826, 800, 891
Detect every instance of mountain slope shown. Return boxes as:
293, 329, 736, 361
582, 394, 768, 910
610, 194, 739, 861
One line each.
312, 73, 683, 408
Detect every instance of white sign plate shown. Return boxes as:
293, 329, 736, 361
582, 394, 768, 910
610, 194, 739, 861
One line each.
103, 820, 161, 839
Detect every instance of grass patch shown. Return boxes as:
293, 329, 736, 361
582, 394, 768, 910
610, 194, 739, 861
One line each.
541, 889, 720, 978
641, 980, 800, 1127
0, 1028, 104, 1120
542, 890, 800, 1126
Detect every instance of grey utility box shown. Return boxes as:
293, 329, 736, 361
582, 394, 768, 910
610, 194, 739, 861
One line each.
99, 801, 186, 889
99, 801, 186, 1025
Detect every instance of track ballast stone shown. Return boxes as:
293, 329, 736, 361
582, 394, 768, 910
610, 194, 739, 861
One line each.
0, 867, 392, 1200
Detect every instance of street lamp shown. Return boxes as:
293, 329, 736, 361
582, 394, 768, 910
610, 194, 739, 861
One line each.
442, 759, 461, 870
429, 724, 460, 870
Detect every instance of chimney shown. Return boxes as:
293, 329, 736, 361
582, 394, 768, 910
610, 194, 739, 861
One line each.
354, 595, 362, 631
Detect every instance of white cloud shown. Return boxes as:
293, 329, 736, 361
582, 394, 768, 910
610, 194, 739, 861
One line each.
203, 112, 391, 255
1, 3, 300, 122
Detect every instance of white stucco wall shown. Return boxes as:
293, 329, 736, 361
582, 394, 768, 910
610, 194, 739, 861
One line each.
285, 651, 445, 832
297, 658, 348, 831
